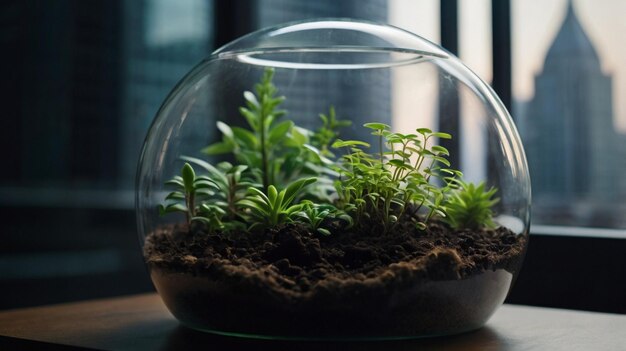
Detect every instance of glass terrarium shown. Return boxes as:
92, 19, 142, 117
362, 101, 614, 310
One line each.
136, 19, 530, 339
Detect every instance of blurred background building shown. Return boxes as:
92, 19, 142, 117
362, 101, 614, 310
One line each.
518, 2, 626, 228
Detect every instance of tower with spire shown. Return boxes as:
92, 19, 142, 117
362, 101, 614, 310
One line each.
521, 1, 623, 225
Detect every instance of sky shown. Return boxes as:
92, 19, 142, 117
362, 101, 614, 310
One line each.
389, 0, 626, 132
513, 0, 626, 132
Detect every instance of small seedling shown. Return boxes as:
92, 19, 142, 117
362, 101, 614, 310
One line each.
296, 201, 353, 236
159, 163, 219, 224
331, 123, 461, 233
443, 179, 499, 230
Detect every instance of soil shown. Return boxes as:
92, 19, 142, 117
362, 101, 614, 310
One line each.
144, 220, 527, 338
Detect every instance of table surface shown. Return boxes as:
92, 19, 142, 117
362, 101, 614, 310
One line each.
0, 293, 624, 351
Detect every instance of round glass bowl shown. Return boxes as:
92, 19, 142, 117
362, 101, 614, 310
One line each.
136, 19, 531, 339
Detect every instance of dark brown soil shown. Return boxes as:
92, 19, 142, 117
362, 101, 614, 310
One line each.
144, 221, 527, 338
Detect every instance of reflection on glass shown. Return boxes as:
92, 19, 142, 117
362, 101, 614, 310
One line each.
120, 0, 213, 188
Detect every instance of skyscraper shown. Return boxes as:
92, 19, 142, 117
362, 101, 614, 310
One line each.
521, 1, 624, 226
1, 0, 123, 186
119, 0, 213, 187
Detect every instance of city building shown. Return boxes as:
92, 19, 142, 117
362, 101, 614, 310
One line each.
521, 2, 626, 227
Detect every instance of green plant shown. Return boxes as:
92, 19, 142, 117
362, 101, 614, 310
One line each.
181, 156, 254, 220
203, 68, 298, 191
159, 68, 500, 237
238, 177, 317, 231
311, 106, 352, 158
443, 179, 499, 230
158, 163, 219, 225
332, 124, 461, 233
202, 68, 345, 203
296, 201, 353, 236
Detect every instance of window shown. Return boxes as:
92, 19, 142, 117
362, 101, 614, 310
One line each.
0, 0, 213, 207
0, 0, 214, 309
513, 0, 626, 229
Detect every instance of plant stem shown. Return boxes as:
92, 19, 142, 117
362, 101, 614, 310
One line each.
384, 195, 392, 233
378, 134, 384, 167
260, 104, 269, 192
227, 177, 236, 220
186, 191, 195, 224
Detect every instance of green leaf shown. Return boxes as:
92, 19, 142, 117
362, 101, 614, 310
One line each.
180, 156, 214, 173
158, 203, 187, 216
217, 121, 234, 139
283, 177, 317, 205
268, 185, 278, 206
388, 159, 410, 168
433, 156, 451, 167
433, 132, 452, 139
165, 191, 185, 200
164, 179, 184, 187
317, 228, 331, 236
228, 165, 249, 180
247, 187, 271, 204
194, 180, 218, 189
200, 204, 226, 215
190, 216, 213, 225
416, 128, 432, 135
194, 175, 212, 181
284, 203, 304, 215
303, 144, 334, 165
181, 156, 231, 189
392, 150, 412, 159
269, 120, 293, 144
157, 204, 167, 216
338, 214, 353, 224
363, 122, 390, 131
243, 91, 259, 107
238, 199, 270, 218
181, 163, 195, 193
431, 145, 450, 156
275, 189, 287, 212
201, 141, 234, 155
232, 127, 257, 148
239, 107, 258, 131
290, 127, 309, 145
194, 188, 215, 197
419, 149, 434, 157
332, 139, 370, 148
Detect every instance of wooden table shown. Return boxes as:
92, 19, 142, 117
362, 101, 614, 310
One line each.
0, 293, 624, 350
